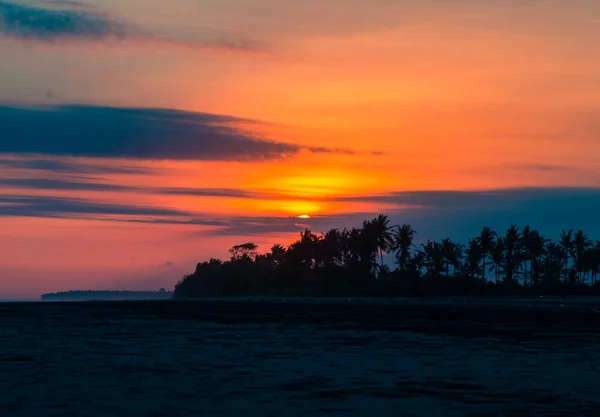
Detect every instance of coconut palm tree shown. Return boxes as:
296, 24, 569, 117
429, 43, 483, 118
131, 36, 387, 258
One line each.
441, 238, 463, 277
521, 228, 547, 286
478, 226, 497, 282
341, 227, 362, 268
320, 228, 343, 267
543, 241, 563, 287
391, 224, 416, 271
589, 242, 600, 287
287, 229, 321, 268
504, 225, 522, 283
490, 237, 505, 284
270, 244, 287, 266
573, 229, 592, 284
464, 238, 483, 278
359, 220, 381, 274
370, 214, 395, 271
560, 229, 574, 282
419, 240, 444, 277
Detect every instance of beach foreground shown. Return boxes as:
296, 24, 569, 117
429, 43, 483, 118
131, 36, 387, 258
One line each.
1, 298, 600, 416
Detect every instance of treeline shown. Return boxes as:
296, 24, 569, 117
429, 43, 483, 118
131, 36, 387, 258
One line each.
173, 215, 600, 298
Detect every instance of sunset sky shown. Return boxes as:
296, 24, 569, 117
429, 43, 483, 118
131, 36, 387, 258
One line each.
2, 0, 600, 298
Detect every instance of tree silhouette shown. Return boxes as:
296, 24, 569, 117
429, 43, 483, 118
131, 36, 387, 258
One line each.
391, 224, 416, 271
503, 225, 521, 283
367, 214, 395, 274
229, 243, 258, 261
521, 228, 547, 286
490, 237, 505, 285
560, 229, 574, 282
478, 226, 497, 282
573, 229, 592, 284
173, 216, 600, 299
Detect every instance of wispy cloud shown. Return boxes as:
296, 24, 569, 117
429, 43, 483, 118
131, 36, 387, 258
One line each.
0, 1, 265, 52
0, 194, 193, 219
330, 187, 600, 211
0, 156, 154, 175
0, 176, 285, 199
0, 193, 308, 235
0, 105, 351, 161
39, 1, 95, 10
0, 1, 130, 41
328, 188, 600, 241
1, 187, 600, 240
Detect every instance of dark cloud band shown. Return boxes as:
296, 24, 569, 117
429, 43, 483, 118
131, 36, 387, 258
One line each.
0, 1, 265, 51
0, 0, 130, 41
0, 104, 349, 161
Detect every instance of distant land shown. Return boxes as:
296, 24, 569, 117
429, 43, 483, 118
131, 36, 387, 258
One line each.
40, 290, 173, 301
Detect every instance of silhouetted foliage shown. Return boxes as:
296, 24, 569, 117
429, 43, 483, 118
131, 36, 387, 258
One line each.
173, 216, 600, 298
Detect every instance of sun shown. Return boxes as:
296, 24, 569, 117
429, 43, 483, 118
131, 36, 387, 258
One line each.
298, 214, 311, 219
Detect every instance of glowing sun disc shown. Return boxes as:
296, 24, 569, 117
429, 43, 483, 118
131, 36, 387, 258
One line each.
298, 214, 311, 219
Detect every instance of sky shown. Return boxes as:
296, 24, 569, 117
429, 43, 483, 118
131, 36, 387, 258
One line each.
1, 0, 600, 298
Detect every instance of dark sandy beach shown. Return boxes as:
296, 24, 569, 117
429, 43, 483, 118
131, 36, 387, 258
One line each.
1, 298, 600, 416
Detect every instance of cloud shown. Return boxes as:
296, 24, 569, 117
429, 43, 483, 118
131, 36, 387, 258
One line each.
149, 260, 175, 269
0, 1, 264, 52
1, 186, 599, 240
201, 216, 309, 237
0, 193, 310, 235
0, 104, 349, 161
0, 194, 196, 220
156, 187, 282, 200
0, 0, 130, 41
0, 177, 136, 192
332, 187, 600, 211
329, 187, 600, 242
0, 176, 284, 199
508, 164, 580, 173
0, 156, 154, 175
39, 1, 95, 10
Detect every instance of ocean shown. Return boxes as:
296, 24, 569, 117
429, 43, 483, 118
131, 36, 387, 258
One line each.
1, 298, 599, 416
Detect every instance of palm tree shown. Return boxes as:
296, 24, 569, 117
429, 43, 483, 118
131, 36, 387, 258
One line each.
320, 229, 343, 267
521, 229, 547, 286
573, 229, 592, 284
479, 226, 497, 282
341, 227, 362, 268
419, 240, 444, 277
441, 238, 462, 277
560, 229, 574, 282
411, 251, 426, 274
543, 241, 563, 287
359, 221, 380, 274
270, 244, 287, 266
371, 214, 395, 271
521, 225, 532, 284
391, 224, 416, 271
504, 225, 522, 283
287, 229, 321, 268
490, 237, 505, 284
464, 238, 483, 278
589, 242, 600, 287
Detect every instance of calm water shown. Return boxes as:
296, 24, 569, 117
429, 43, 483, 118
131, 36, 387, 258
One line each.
1, 298, 600, 416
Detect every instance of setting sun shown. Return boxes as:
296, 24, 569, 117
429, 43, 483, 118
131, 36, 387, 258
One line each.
298, 214, 311, 219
